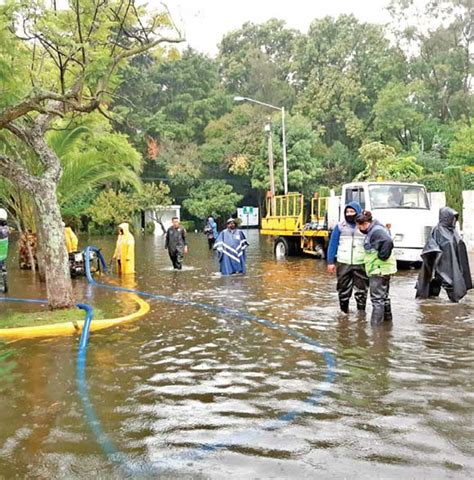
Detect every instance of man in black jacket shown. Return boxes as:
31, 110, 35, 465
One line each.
165, 217, 188, 270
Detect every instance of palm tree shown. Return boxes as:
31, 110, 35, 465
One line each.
0, 120, 144, 273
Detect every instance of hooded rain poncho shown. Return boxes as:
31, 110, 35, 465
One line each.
416, 207, 472, 302
114, 222, 135, 274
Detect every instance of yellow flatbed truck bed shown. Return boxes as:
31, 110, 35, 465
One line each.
260, 193, 331, 258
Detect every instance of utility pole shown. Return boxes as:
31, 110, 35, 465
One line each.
265, 121, 276, 215
234, 96, 288, 194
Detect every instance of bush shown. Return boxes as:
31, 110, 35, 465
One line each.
464, 171, 474, 190
416, 170, 474, 192
417, 174, 445, 192
444, 167, 464, 227
145, 221, 155, 234
318, 186, 330, 197
180, 220, 196, 231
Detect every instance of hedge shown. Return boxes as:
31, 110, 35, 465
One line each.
417, 171, 474, 192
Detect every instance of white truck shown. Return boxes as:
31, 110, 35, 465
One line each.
327, 182, 438, 265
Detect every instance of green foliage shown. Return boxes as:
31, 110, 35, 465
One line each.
387, 156, 424, 180
357, 142, 397, 180
356, 142, 424, 181
52, 117, 143, 207
464, 171, 474, 190
183, 180, 243, 219
415, 150, 449, 174
444, 166, 464, 227
449, 124, 474, 166
389, 0, 473, 122
323, 141, 363, 184
179, 220, 196, 231
88, 190, 139, 230
372, 82, 424, 149
294, 15, 405, 145
318, 186, 330, 197
115, 49, 230, 145
218, 19, 299, 106
88, 182, 172, 231
135, 182, 172, 210
145, 221, 156, 235
417, 174, 445, 192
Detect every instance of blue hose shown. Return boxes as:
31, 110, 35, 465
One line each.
1, 248, 337, 475
81, 246, 337, 472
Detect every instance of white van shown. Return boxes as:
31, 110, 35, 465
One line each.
328, 182, 437, 264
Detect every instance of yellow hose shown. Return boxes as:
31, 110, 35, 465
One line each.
0, 294, 150, 339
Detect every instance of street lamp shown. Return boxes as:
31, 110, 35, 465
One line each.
234, 96, 288, 195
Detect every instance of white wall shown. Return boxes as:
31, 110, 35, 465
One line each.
429, 191, 474, 250
144, 205, 181, 235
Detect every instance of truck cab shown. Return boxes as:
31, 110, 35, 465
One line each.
329, 182, 437, 264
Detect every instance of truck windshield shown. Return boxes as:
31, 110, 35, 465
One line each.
368, 184, 429, 209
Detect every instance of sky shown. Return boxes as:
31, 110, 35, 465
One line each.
158, 0, 394, 56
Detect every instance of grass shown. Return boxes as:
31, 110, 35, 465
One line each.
0, 307, 105, 329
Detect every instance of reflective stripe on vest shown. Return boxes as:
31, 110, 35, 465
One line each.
336, 221, 365, 265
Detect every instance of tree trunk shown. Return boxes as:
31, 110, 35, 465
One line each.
35, 216, 46, 282
34, 180, 74, 309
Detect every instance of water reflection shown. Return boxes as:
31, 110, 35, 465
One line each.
0, 233, 472, 478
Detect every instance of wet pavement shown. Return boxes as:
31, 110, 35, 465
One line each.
0, 230, 473, 479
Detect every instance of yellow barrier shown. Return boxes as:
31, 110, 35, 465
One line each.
0, 294, 150, 339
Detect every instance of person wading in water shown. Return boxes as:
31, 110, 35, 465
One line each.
326, 201, 368, 314
165, 217, 188, 270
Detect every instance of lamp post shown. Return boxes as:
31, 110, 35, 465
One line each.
234, 96, 288, 194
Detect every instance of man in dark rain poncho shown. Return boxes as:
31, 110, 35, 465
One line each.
214, 218, 249, 275
416, 207, 472, 303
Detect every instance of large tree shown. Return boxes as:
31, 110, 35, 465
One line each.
217, 19, 300, 107
389, 0, 473, 123
115, 48, 231, 145
294, 15, 406, 146
0, 0, 182, 308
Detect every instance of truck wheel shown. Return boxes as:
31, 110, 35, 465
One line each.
274, 237, 289, 259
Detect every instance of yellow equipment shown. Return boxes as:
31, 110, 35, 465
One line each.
260, 192, 330, 258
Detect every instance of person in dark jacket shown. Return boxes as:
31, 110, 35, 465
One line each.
416, 207, 472, 302
165, 217, 188, 270
327, 201, 368, 313
356, 211, 397, 325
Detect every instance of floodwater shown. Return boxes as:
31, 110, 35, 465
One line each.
0, 231, 473, 479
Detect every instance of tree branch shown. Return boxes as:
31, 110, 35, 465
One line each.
0, 92, 74, 129
0, 153, 41, 194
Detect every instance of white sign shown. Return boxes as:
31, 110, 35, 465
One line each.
237, 207, 259, 227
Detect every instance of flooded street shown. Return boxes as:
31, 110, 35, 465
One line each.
0, 231, 473, 479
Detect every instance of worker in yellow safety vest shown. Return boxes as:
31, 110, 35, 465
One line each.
112, 222, 135, 274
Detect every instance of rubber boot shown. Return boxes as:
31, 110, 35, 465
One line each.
383, 300, 393, 322
370, 305, 385, 326
356, 302, 366, 312
339, 300, 349, 314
